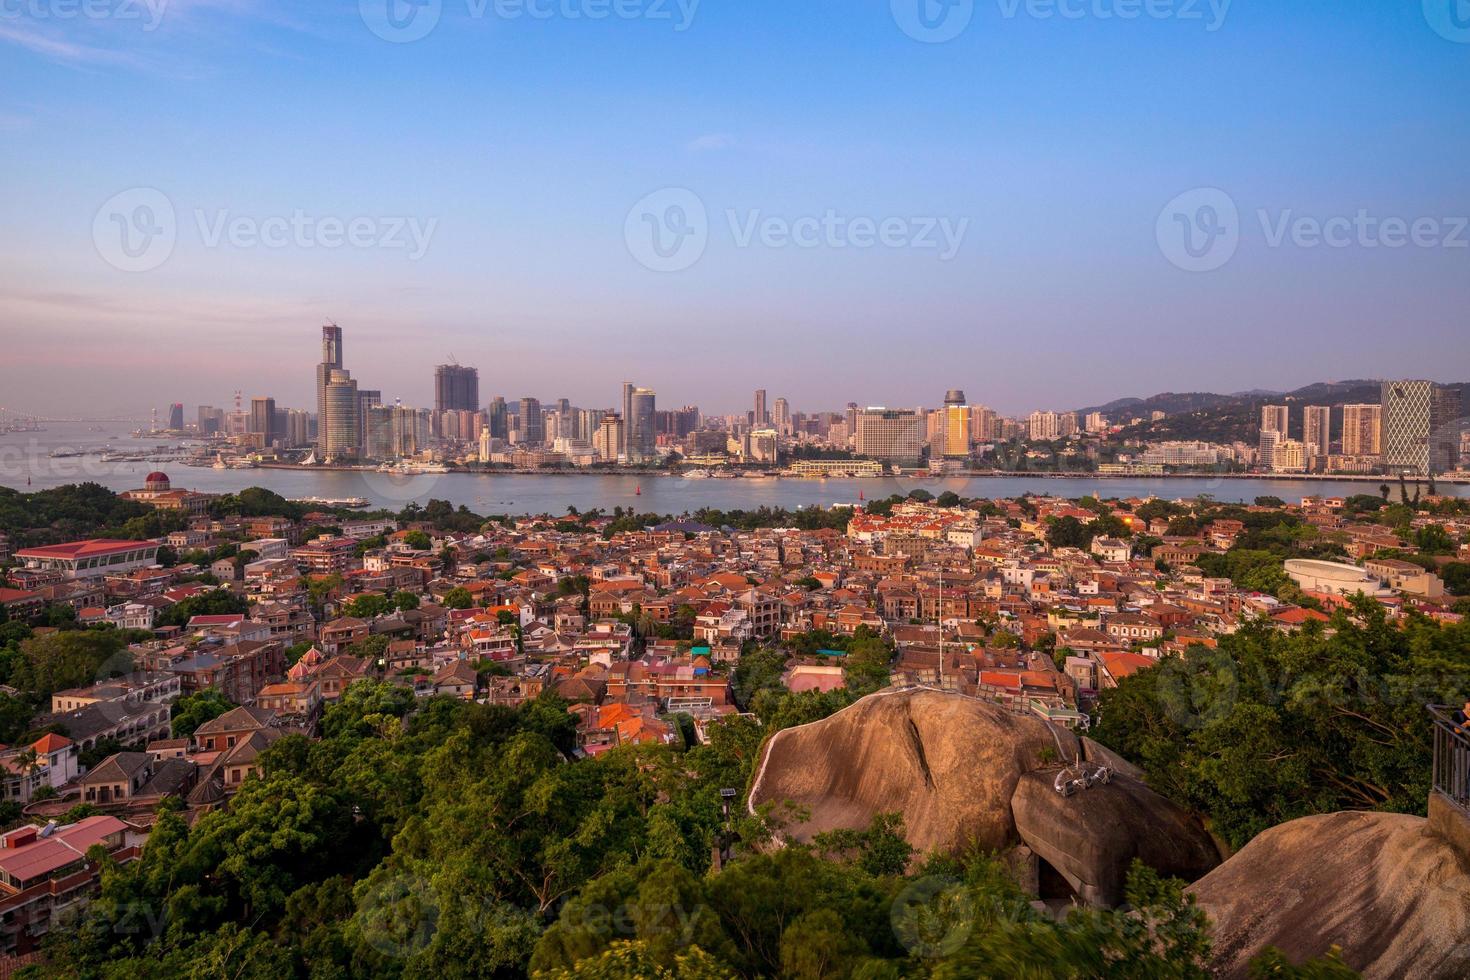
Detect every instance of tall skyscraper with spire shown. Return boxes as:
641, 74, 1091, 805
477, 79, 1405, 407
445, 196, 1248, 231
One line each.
316, 323, 344, 449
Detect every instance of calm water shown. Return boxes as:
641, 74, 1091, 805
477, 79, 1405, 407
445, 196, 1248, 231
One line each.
1, 422, 1460, 515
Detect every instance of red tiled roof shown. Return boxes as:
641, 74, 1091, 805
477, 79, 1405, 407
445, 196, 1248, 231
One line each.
15, 539, 153, 560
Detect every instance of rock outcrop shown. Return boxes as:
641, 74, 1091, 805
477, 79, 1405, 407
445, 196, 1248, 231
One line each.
1189, 809, 1470, 979
748, 688, 1220, 904
1011, 770, 1221, 906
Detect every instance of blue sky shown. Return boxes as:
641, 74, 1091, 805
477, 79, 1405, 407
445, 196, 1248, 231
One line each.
1, 0, 1468, 417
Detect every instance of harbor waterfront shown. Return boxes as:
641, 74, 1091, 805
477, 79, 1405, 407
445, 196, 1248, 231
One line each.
3, 425, 1463, 514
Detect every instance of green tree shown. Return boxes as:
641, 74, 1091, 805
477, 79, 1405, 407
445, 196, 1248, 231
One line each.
171, 690, 235, 737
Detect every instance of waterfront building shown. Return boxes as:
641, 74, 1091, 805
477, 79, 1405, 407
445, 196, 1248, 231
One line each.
315, 323, 343, 449
1341, 403, 1383, 456
855, 408, 924, 467
321, 369, 361, 460
1382, 380, 1461, 476
941, 390, 970, 460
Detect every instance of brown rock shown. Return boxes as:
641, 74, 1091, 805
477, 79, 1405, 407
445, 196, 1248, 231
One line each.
1010, 770, 1222, 906
748, 688, 1220, 903
749, 688, 1079, 854
1189, 810, 1470, 979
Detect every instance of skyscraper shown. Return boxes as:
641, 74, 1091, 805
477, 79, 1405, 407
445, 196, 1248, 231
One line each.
1341, 404, 1383, 456
620, 382, 635, 455
168, 403, 184, 430
316, 323, 344, 449
249, 397, 277, 446
1383, 381, 1461, 476
629, 388, 656, 461
321, 369, 360, 460
1303, 405, 1331, 458
941, 389, 970, 460
434, 364, 480, 413
487, 397, 508, 439
1260, 405, 1290, 436
519, 397, 544, 446
772, 397, 790, 434
754, 389, 768, 427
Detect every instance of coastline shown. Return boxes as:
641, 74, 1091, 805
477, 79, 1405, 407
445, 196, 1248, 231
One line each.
247, 462, 1470, 486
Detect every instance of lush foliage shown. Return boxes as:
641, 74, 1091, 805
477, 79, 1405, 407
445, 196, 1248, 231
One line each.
1093, 601, 1470, 848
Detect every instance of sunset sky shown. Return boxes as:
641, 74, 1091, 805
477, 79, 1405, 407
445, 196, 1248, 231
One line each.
2, 0, 1467, 416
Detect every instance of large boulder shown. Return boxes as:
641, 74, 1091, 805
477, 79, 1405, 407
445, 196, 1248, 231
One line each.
748, 688, 1220, 900
749, 688, 1077, 853
1010, 770, 1222, 906
1189, 809, 1470, 979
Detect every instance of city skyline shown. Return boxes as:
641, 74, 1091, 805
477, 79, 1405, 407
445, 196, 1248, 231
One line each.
5, 319, 1469, 422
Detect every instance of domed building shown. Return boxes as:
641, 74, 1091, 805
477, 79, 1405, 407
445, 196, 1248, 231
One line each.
121, 471, 211, 517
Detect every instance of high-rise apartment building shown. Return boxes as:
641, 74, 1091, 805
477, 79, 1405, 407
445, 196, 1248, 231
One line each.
620, 382, 635, 455
1303, 405, 1331, 458
1260, 405, 1290, 436
753, 389, 768, 427
855, 408, 924, 467
1383, 381, 1461, 476
594, 413, 624, 460
1258, 428, 1281, 471
1084, 412, 1107, 433
1341, 403, 1383, 456
434, 365, 480, 413
518, 397, 544, 446
772, 397, 790, 434
970, 406, 999, 442
1027, 411, 1060, 441
941, 389, 970, 460
1271, 438, 1309, 473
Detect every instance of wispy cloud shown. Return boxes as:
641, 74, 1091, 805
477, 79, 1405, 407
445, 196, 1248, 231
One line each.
0, 22, 147, 68
686, 133, 736, 153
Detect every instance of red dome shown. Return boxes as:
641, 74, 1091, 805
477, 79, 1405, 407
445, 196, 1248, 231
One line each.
144, 472, 171, 489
